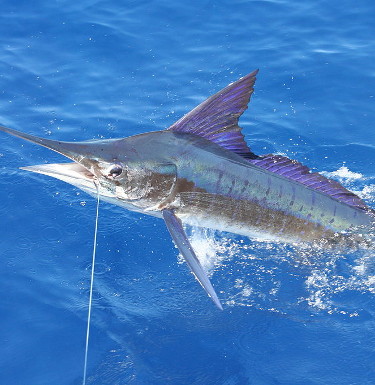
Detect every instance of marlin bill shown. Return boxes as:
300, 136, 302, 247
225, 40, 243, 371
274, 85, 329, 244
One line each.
0, 70, 374, 309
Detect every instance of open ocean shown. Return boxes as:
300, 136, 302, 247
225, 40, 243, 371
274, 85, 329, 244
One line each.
1, 1, 375, 384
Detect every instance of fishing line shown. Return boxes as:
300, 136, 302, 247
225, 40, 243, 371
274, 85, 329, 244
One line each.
82, 184, 100, 385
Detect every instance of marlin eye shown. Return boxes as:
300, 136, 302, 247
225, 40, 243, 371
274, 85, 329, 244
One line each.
107, 164, 123, 178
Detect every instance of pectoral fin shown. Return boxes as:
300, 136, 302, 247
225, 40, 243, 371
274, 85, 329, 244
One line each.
162, 209, 223, 310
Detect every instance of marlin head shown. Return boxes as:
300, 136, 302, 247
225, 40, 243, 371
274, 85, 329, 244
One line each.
0, 125, 178, 211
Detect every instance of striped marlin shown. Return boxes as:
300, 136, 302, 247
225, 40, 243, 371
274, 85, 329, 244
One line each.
0, 70, 373, 309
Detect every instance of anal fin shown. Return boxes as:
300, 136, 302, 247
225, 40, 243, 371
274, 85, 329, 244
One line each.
162, 209, 223, 310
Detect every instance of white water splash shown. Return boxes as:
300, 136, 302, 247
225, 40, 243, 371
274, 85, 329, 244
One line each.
321, 165, 363, 182
183, 226, 241, 275
357, 184, 375, 203
181, 223, 375, 317
321, 165, 375, 204
303, 249, 375, 316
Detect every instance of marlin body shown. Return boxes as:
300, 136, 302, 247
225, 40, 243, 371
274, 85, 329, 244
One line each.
1, 70, 373, 309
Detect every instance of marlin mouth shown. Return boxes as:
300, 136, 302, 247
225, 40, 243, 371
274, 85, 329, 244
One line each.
21, 163, 97, 194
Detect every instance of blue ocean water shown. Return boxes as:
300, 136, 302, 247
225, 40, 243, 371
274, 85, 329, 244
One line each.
0, 0, 375, 384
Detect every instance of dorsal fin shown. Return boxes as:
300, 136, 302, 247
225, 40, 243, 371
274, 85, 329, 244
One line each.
168, 70, 259, 159
249, 154, 369, 211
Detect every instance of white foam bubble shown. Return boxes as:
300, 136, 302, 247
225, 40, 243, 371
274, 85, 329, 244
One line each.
357, 184, 375, 202
321, 165, 375, 203
321, 165, 364, 182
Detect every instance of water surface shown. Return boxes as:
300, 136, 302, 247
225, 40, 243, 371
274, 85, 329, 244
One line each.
0, 1, 374, 384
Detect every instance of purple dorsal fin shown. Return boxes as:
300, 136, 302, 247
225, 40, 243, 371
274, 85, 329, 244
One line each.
168, 70, 259, 159
250, 154, 369, 211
